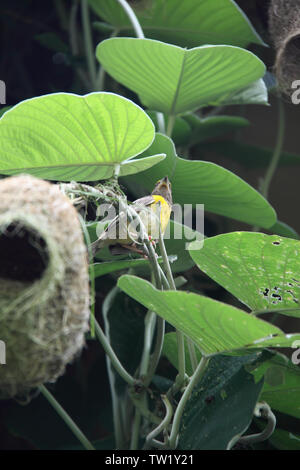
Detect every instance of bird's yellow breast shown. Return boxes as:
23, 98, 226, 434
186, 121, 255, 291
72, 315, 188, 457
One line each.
150, 195, 172, 235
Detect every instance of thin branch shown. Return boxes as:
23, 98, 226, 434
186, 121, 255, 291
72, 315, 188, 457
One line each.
39, 385, 95, 450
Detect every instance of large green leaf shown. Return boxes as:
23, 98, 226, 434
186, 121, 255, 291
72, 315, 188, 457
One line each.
0, 92, 165, 181
118, 275, 300, 356
123, 133, 276, 229
250, 351, 300, 419
96, 38, 266, 115
178, 355, 264, 450
189, 232, 300, 317
89, 0, 264, 48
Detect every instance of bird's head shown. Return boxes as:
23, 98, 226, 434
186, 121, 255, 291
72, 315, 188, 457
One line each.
151, 176, 173, 206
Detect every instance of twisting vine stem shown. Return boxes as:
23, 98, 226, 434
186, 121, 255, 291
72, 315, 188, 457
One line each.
168, 356, 210, 449
145, 395, 173, 448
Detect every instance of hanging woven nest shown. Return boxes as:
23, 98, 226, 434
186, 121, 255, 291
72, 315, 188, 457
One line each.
269, 0, 300, 97
0, 175, 90, 400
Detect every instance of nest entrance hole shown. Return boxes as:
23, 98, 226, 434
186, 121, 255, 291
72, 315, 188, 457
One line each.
0, 222, 49, 282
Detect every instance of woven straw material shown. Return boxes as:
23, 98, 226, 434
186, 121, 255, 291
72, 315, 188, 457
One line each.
269, 0, 300, 97
0, 175, 90, 400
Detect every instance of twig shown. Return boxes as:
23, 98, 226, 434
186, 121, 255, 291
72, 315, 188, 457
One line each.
39, 385, 95, 450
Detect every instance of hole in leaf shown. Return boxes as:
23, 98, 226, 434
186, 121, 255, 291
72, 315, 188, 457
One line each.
262, 288, 270, 297
271, 293, 282, 301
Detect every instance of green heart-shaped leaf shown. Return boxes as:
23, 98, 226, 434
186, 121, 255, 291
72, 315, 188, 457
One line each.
189, 232, 300, 317
96, 38, 266, 115
118, 275, 300, 356
90, 0, 265, 48
178, 355, 264, 450
123, 133, 277, 229
0, 92, 163, 181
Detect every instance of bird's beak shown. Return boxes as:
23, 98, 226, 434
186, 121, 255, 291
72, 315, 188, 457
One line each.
162, 176, 169, 183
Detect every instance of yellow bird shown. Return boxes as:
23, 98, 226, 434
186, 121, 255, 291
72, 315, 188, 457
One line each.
91, 176, 173, 256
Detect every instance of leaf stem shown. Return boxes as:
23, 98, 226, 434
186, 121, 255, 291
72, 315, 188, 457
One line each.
140, 310, 156, 378
144, 316, 165, 387
130, 409, 142, 450
96, 28, 120, 90
94, 319, 136, 387
168, 356, 210, 449
102, 286, 126, 449
166, 115, 176, 138
39, 385, 95, 450
187, 339, 198, 373
156, 112, 166, 134
158, 230, 186, 387
81, 0, 97, 89
116, 0, 145, 39
260, 98, 285, 200
69, 0, 91, 89
158, 230, 176, 290
78, 214, 95, 337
